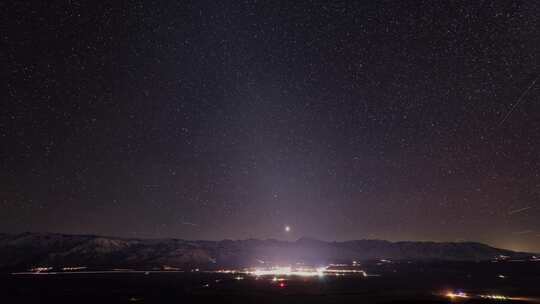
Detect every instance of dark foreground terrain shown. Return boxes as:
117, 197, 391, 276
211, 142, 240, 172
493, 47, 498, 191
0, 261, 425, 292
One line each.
3, 261, 540, 304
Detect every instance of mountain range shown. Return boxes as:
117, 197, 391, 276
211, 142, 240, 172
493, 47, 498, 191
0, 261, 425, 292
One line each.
0, 232, 534, 271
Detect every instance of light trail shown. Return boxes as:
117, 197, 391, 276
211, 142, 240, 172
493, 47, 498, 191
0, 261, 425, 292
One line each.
509, 206, 532, 215
497, 74, 539, 128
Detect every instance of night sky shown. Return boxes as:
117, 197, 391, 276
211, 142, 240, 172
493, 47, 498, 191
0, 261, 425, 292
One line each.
2, 1, 540, 252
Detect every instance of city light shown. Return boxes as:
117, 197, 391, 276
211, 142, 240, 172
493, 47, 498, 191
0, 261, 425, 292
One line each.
29, 267, 53, 273
248, 266, 325, 277
244, 265, 367, 278
445, 291, 469, 299
480, 294, 508, 300
443, 291, 520, 302
62, 266, 87, 271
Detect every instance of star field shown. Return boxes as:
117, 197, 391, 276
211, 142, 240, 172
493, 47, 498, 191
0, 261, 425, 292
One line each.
2, 1, 540, 252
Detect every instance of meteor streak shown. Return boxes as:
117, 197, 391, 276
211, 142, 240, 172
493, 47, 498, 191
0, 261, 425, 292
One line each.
509, 206, 532, 215
497, 75, 539, 128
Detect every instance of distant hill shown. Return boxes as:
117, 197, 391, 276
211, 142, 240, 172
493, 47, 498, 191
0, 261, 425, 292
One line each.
0, 232, 534, 271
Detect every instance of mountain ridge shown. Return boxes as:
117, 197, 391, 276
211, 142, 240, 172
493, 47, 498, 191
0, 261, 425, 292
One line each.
0, 232, 535, 271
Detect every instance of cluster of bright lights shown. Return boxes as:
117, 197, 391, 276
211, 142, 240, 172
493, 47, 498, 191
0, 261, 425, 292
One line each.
214, 269, 240, 274
162, 265, 181, 271
480, 294, 508, 300
248, 266, 326, 277
29, 267, 53, 273
61, 266, 87, 271
445, 291, 469, 299
324, 268, 367, 276
272, 277, 286, 282
244, 265, 368, 278
446, 291, 513, 301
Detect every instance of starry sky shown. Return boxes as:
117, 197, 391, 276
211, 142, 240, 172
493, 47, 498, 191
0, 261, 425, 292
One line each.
2, 1, 540, 252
